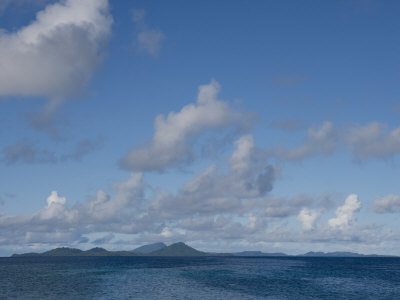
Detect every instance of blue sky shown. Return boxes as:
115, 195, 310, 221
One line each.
0, 0, 399, 256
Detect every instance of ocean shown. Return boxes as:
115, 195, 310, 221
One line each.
0, 256, 399, 299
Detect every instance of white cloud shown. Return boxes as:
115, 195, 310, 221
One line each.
83, 172, 145, 222
46, 191, 66, 207
374, 194, 400, 213
120, 80, 248, 172
229, 135, 276, 198
132, 9, 165, 57
230, 135, 254, 174
0, 173, 147, 246
0, 0, 112, 127
297, 208, 320, 230
328, 194, 361, 229
40, 191, 68, 220
147, 135, 277, 220
0, 0, 112, 98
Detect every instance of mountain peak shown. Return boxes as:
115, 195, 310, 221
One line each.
42, 247, 83, 256
151, 242, 206, 256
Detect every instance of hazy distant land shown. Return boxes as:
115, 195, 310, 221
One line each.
11, 242, 396, 258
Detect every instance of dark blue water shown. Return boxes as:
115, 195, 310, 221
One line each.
0, 256, 399, 299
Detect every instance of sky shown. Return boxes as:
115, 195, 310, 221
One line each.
0, 0, 399, 256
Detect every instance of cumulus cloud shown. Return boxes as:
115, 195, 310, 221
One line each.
0, 134, 278, 247
40, 191, 68, 220
120, 80, 249, 172
148, 135, 277, 220
0, 0, 111, 98
229, 135, 276, 197
0, 0, 112, 128
132, 9, 165, 57
0, 190, 75, 245
297, 208, 320, 230
328, 194, 361, 229
0, 173, 147, 246
374, 194, 400, 213
46, 191, 66, 207
82, 172, 145, 223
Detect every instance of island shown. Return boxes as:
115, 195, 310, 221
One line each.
11, 242, 395, 257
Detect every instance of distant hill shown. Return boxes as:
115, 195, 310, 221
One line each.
41, 247, 83, 256
301, 251, 394, 257
234, 251, 288, 257
12, 247, 83, 257
11, 252, 41, 257
80, 247, 134, 256
132, 242, 166, 254
86, 247, 107, 253
12, 247, 136, 257
150, 242, 207, 256
302, 251, 365, 257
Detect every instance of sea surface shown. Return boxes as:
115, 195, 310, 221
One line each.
0, 256, 399, 299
